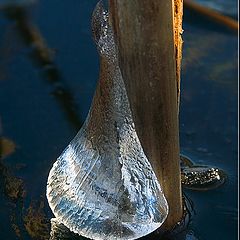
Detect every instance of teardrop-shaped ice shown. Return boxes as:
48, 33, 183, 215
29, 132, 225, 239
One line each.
46, 2, 168, 240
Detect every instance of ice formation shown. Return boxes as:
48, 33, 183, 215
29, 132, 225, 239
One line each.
46, 2, 168, 239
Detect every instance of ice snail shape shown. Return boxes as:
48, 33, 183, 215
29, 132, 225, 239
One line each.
46, 2, 168, 240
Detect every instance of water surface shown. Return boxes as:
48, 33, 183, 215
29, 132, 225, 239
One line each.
0, 1, 238, 239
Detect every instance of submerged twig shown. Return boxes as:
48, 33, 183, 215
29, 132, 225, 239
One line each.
184, 0, 238, 32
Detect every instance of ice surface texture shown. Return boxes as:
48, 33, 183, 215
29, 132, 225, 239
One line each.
46, 2, 168, 240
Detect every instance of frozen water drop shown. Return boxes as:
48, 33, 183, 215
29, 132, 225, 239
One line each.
46, 2, 168, 240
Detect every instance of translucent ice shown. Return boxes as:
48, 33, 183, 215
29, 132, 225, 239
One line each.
46, 2, 168, 240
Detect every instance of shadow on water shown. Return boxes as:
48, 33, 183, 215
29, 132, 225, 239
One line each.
2, 4, 83, 131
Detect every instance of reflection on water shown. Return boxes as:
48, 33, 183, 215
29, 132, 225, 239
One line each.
2, 3, 83, 131
0, 2, 83, 239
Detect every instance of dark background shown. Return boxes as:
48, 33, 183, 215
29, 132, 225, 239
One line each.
0, 0, 238, 239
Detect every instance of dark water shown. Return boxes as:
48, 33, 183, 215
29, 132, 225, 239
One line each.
0, 1, 238, 239
196, 0, 238, 16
